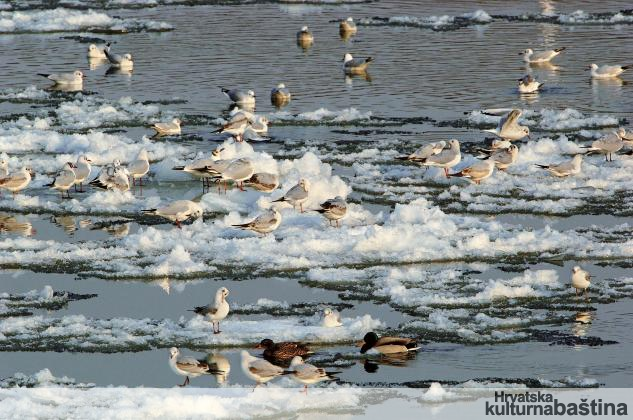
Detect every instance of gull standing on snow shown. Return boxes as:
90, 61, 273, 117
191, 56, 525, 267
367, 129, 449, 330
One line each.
396, 141, 446, 163
418, 138, 461, 177
152, 118, 182, 136
127, 149, 150, 186
87, 44, 106, 59
89, 161, 130, 192
244, 172, 279, 193
232, 208, 282, 234
518, 74, 544, 93
322, 308, 342, 328
190, 287, 230, 334
343, 53, 373, 74
288, 356, 340, 394
535, 155, 583, 177
241, 351, 288, 389
172, 149, 229, 193
46, 162, 76, 199
220, 87, 256, 106
271, 83, 291, 106
340, 17, 358, 35
168, 347, 221, 387
37, 70, 84, 87
104, 43, 134, 69
617, 127, 633, 144
449, 159, 495, 185
483, 109, 530, 141
0, 167, 34, 198
314, 196, 347, 227
571, 266, 591, 296
478, 144, 518, 171
520, 47, 565, 63
272, 178, 310, 212
73, 155, 92, 192
589, 63, 631, 79
581, 131, 623, 161
204, 158, 254, 192
142, 200, 203, 228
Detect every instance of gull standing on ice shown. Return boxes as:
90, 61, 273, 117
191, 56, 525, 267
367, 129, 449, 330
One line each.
169, 347, 221, 387
104, 43, 134, 69
241, 351, 288, 389
127, 149, 150, 186
478, 144, 518, 171
37, 70, 84, 87
232, 208, 282, 234
518, 74, 544, 93
0, 167, 34, 198
244, 172, 279, 193
418, 138, 461, 177
535, 155, 583, 177
272, 178, 310, 212
343, 53, 373, 73
190, 287, 230, 334
89, 161, 130, 192
396, 141, 446, 163
288, 356, 340, 394
152, 118, 182, 136
46, 162, 76, 199
87, 44, 106, 59
314, 196, 347, 227
483, 109, 530, 141
73, 155, 92, 192
172, 149, 228, 193
581, 131, 623, 161
322, 308, 342, 328
520, 47, 565, 63
142, 200, 203, 228
220, 87, 256, 106
204, 158, 254, 192
271, 83, 291, 106
588, 63, 631, 79
449, 159, 495, 184
571, 266, 591, 296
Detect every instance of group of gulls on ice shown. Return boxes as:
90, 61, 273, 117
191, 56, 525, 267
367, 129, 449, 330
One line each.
0, 17, 621, 390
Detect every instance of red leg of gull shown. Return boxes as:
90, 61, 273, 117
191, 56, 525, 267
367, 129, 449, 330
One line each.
300, 203, 304, 213
176, 220, 182, 229
444, 167, 449, 178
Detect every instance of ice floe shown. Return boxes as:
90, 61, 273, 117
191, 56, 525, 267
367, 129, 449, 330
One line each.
358, 10, 492, 31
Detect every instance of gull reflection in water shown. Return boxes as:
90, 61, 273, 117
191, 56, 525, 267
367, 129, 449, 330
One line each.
51, 215, 77, 234
0, 213, 36, 236
88, 57, 108, 70
205, 352, 231, 385
106, 66, 133, 77
572, 311, 593, 338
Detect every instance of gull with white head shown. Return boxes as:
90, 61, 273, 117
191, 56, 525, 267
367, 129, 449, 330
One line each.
104, 43, 134, 69
520, 47, 565, 63
535, 155, 583, 177
189, 287, 230, 334
142, 200, 203, 228
272, 178, 310, 212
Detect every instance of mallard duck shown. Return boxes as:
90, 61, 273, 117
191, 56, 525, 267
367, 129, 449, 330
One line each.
360, 332, 420, 354
256, 338, 312, 360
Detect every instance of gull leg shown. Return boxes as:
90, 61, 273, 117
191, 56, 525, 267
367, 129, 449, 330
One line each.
300, 203, 304, 213
336, 220, 340, 228
176, 220, 182, 229
444, 168, 449, 178
179, 376, 189, 387
214, 321, 221, 334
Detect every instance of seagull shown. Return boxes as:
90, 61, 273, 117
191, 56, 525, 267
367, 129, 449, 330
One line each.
73, 155, 92, 192
190, 287, 230, 334
340, 17, 358, 34
343, 53, 373, 73
89, 161, 130, 192
314, 196, 347, 227
617, 127, 633, 144
46, 162, 76, 199
168, 347, 222, 387
215, 114, 251, 136
483, 109, 530, 141
589, 63, 631, 79
244, 172, 279, 193
232, 208, 281, 235
272, 179, 310, 212
288, 356, 340, 394
360, 332, 420, 354
87, 44, 106, 59
152, 118, 182, 136
172, 149, 229, 193
37, 70, 84, 86
396, 141, 446, 163
0, 167, 34, 198
271, 83, 291, 106
571, 266, 591, 296
520, 47, 565, 63
241, 351, 288, 390
535, 154, 583, 177
249, 116, 269, 135
322, 308, 342, 328
518, 74, 544, 93
477, 144, 518, 171
127, 149, 150, 186
220, 87, 255, 105
104, 43, 134, 68
296, 26, 314, 44
449, 158, 495, 184
581, 131, 623, 161
142, 200, 203, 228
418, 138, 461, 177
204, 158, 254, 192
